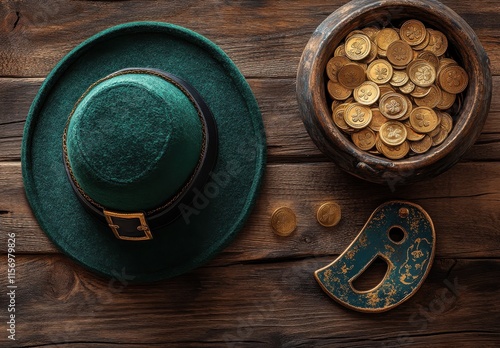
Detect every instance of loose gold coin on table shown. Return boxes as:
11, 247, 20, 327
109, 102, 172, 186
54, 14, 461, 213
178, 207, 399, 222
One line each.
317, 202, 342, 227
271, 207, 297, 236
325, 18, 468, 160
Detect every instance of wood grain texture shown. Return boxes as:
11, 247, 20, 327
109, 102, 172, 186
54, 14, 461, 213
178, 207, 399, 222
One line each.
2, 161, 499, 259
0, 0, 499, 78
0, 0, 499, 347
0, 255, 498, 347
1, 77, 500, 162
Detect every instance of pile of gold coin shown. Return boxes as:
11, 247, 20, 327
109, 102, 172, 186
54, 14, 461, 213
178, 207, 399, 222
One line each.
327, 19, 469, 160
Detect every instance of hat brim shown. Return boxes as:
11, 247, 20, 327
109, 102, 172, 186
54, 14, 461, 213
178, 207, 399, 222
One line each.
21, 22, 266, 282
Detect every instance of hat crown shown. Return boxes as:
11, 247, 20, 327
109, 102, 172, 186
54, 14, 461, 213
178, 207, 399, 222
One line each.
65, 71, 203, 211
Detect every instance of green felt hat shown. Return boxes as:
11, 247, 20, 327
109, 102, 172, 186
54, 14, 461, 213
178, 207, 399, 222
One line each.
21, 22, 266, 282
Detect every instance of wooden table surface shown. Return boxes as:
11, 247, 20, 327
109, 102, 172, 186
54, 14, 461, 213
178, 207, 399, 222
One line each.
1, 1, 499, 347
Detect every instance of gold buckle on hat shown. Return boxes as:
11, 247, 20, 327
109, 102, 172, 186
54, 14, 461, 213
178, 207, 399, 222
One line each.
103, 210, 153, 241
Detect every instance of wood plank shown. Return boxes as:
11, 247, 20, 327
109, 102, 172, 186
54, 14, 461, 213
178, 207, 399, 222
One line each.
0, 1, 498, 346
0, 254, 498, 347
2, 161, 499, 259
1, 76, 500, 162
0, 0, 499, 78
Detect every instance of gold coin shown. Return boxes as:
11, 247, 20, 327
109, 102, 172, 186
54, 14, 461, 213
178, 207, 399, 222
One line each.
346, 30, 366, 39
375, 133, 384, 153
342, 126, 357, 135
432, 125, 448, 146
438, 58, 458, 71
379, 84, 396, 97
377, 49, 387, 58
271, 207, 297, 236
369, 108, 389, 132
379, 92, 408, 119
409, 135, 432, 154
437, 59, 458, 82
426, 29, 448, 57
327, 20, 466, 161
375, 28, 400, 51
390, 71, 409, 87
436, 90, 456, 110
352, 127, 377, 150
331, 99, 342, 112
404, 122, 426, 141
334, 44, 346, 57
429, 110, 443, 137
316, 202, 342, 227
379, 141, 410, 160
399, 80, 416, 94
353, 81, 380, 105
360, 40, 379, 64
327, 80, 352, 100
392, 65, 408, 71
367, 59, 394, 84
338, 63, 366, 89
345, 34, 372, 61
387, 40, 413, 67
413, 29, 431, 50
379, 121, 407, 146
410, 85, 431, 98
344, 103, 373, 129
409, 106, 439, 133
414, 84, 442, 108
408, 59, 436, 87
417, 51, 439, 71
332, 104, 351, 131
428, 122, 442, 137
438, 65, 469, 94
326, 56, 350, 82
439, 112, 454, 133
362, 26, 380, 41
399, 95, 413, 121
400, 20, 427, 46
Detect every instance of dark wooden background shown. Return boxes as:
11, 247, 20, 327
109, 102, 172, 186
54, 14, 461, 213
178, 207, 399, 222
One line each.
0, 1, 499, 347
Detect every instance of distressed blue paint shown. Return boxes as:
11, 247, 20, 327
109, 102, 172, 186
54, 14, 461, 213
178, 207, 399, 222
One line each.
315, 201, 435, 312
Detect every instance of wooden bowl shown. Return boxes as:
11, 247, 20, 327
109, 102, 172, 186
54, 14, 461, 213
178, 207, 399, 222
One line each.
297, 0, 492, 185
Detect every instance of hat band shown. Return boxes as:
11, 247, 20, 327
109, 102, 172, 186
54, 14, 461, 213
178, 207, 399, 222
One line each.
62, 68, 218, 241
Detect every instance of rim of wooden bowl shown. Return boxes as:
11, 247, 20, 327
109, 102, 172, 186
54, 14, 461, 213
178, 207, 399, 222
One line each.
297, 0, 492, 185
